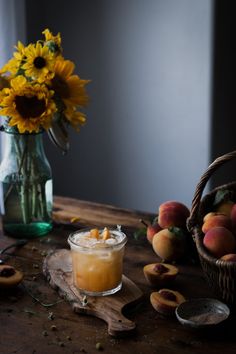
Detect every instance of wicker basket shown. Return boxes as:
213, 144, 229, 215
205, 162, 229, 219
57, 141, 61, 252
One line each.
187, 151, 236, 309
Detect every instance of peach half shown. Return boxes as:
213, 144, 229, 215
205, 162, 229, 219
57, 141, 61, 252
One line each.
150, 289, 186, 316
0, 265, 24, 288
143, 263, 178, 287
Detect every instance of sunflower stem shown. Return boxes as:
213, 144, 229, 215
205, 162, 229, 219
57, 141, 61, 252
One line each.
21, 136, 30, 224
31, 158, 39, 218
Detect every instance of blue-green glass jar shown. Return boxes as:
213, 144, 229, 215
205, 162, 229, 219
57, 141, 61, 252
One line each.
0, 127, 53, 237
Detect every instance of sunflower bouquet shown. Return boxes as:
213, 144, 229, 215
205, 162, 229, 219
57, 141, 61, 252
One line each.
0, 28, 90, 148
0, 29, 90, 237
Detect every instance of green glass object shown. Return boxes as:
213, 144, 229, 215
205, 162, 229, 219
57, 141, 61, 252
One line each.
0, 128, 53, 238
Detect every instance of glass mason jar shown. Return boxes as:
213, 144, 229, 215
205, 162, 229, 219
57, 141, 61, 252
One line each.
0, 127, 53, 238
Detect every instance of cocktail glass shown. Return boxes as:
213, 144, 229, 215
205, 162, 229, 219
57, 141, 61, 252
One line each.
68, 228, 127, 296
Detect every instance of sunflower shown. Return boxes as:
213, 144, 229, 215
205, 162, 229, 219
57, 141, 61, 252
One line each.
22, 42, 55, 83
0, 41, 26, 76
52, 59, 90, 108
0, 75, 57, 133
42, 28, 62, 55
50, 59, 89, 129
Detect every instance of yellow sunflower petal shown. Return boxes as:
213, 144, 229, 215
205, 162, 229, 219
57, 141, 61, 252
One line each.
10, 75, 27, 90
55, 59, 75, 78
64, 107, 86, 131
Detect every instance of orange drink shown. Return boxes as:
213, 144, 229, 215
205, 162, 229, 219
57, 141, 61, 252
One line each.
68, 227, 127, 296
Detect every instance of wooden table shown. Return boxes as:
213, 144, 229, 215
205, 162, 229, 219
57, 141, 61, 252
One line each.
0, 196, 236, 354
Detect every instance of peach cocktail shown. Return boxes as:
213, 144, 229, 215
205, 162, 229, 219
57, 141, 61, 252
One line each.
68, 227, 127, 296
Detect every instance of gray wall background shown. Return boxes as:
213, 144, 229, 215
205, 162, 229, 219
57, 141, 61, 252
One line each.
0, 0, 26, 155
23, 0, 212, 212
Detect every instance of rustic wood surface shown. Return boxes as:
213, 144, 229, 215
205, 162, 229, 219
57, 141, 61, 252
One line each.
43, 249, 143, 337
0, 196, 236, 354
53, 195, 155, 228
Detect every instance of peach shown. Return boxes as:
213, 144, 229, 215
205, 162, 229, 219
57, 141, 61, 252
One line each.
220, 254, 236, 262
146, 222, 162, 244
216, 201, 234, 216
202, 214, 232, 234
140, 219, 162, 244
203, 226, 236, 258
158, 201, 190, 229
150, 289, 186, 316
152, 227, 186, 262
143, 263, 178, 287
203, 212, 224, 223
230, 204, 236, 233
0, 265, 24, 288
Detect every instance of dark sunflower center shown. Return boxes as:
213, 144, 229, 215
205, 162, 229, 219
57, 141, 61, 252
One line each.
15, 95, 46, 118
52, 75, 70, 98
33, 56, 46, 69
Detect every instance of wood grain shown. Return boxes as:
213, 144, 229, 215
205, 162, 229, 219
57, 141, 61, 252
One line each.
53, 195, 155, 228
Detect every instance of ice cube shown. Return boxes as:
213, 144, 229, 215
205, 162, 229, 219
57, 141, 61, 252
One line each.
105, 238, 117, 245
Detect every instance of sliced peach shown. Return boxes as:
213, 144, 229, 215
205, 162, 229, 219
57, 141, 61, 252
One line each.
0, 265, 24, 288
150, 288, 186, 316
90, 228, 100, 239
102, 227, 111, 240
143, 263, 178, 287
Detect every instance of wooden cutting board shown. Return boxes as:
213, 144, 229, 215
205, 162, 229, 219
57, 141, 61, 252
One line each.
43, 249, 143, 337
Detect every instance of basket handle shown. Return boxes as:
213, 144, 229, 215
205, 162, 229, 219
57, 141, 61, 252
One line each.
187, 150, 236, 233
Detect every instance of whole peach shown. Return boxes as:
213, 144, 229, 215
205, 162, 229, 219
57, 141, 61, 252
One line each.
158, 201, 190, 229
147, 222, 162, 244
152, 227, 186, 262
203, 226, 236, 258
203, 212, 224, 223
230, 204, 236, 233
220, 254, 236, 262
216, 201, 234, 217
202, 214, 232, 234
